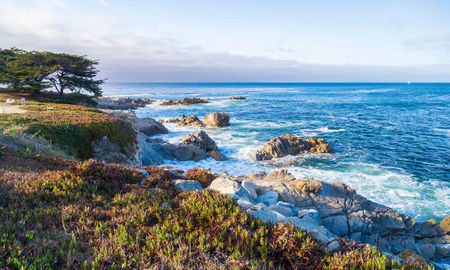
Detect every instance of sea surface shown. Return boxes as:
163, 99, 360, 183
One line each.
103, 83, 450, 222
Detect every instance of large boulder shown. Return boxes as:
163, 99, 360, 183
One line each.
170, 144, 207, 161
253, 135, 332, 161
204, 112, 230, 127
208, 176, 251, 201
137, 117, 169, 136
169, 131, 227, 162
181, 131, 218, 152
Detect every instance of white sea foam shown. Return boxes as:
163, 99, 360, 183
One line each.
314, 127, 346, 133
434, 128, 450, 137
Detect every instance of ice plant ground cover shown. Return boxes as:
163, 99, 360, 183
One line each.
0, 146, 432, 269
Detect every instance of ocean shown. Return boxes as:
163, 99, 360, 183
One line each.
103, 82, 449, 222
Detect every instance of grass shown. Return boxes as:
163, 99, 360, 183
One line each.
0, 146, 433, 269
0, 103, 136, 159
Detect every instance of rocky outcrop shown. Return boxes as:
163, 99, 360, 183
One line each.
95, 110, 170, 166
92, 136, 138, 165
200, 170, 449, 266
229, 96, 247, 100
169, 131, 227, 162
96, 97, 153, 110
160, 97, 208, 106
164, 115, 205, 127
136, 117, 169, 136
204, 112, 230, 127
254, 135, 333, 161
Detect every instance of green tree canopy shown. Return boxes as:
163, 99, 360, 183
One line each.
0, 48, 104, 96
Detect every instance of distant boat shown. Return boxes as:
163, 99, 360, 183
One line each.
407, 81, 411, 84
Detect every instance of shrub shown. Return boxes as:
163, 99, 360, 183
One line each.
0, 103, 136, 159
186, 168, 217, 188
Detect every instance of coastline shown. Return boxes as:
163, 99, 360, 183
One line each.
95, 98, 449, 268
0, 94, 447, 268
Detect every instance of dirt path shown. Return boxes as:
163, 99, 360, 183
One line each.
0, 103, 26, 114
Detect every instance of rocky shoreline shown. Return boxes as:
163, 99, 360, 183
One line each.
94, 97, 449, 268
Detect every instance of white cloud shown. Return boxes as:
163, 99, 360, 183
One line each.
0, 0, 449, 82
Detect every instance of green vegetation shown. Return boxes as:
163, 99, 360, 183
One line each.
186, 168, 217, 188
0, 103, 135, 159
0, 48, 104, 96
0, 147, 432, 269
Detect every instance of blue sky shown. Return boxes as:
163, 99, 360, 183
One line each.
1, 0, 449, 82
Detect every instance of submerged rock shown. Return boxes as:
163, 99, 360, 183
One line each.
229, 96, 247, 100
253, 135, 333, 161
204, 112, 230, 127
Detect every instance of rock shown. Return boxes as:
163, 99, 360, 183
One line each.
249, 202, 267, 212
165, 115, 205, 127
411, 219, 438, 238
255, 191, 279, 206
137, 117, 169, 136
236, 198, 253, 210
135, 169, 149, 178
92, 136, 137, 165
277, 201, 296, 210
208, 177, 251, 201
322, 215, 348, 236
241, 180, 257, 200
170, 144, 207, 161
5, 98, 16, 104
181, 131, 218, 152
248, 209, 287, 224
295, 178, 323, 194
161, 97, 208, 106
253, 135, 333, 161
229, 96, 246, 100
288, 216, 321, 233
437, 216, 450, 235
327, 240, 340, 252
268, 203, 292, 217
209, 150, 227, 161
297, 208, 320, 220
173, 180, 203, 191
418, 243, 436, 260
436, 244, 450, 258
204, 112, 230, 127
397, 250, 427, 267
142, 141, 173, 165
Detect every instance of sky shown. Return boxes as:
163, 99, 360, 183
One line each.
0, 0, 449, 82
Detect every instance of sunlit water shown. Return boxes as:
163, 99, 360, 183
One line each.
103, 83, 450, 221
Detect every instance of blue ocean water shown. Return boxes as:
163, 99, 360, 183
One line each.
103, 83, 450, 221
